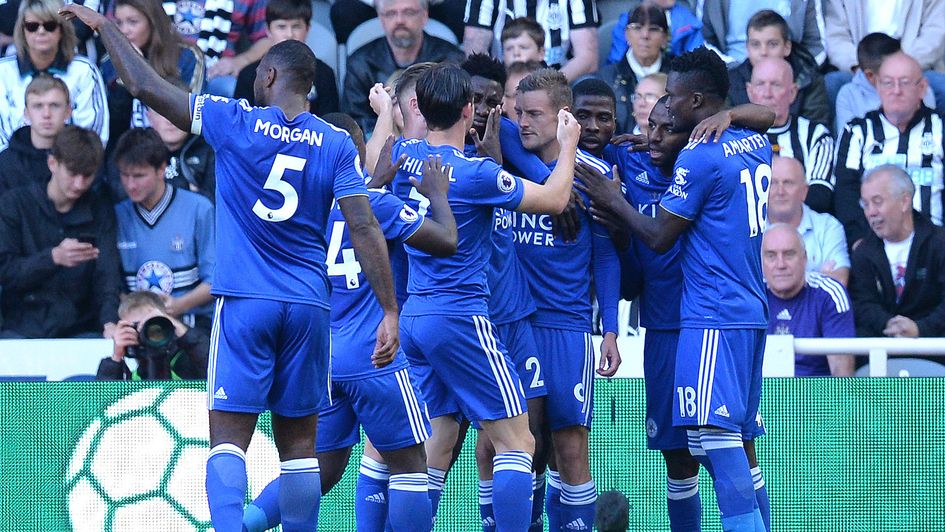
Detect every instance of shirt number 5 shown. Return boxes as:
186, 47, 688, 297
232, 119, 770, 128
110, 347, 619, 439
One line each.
253, 154, 305, 222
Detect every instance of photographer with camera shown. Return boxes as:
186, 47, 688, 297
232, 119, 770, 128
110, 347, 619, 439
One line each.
96, 291, 209, 380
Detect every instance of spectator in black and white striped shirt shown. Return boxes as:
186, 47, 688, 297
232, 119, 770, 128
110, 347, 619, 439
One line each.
747, 57, 834, 214
462, 0, 599, 81
834, 51, 945, 249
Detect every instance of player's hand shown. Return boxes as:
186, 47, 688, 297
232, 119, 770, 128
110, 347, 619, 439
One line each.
611, 133, 649, 152
556, 109, 581, 149
597, 332, 621, 377
208, 56, 242, 79
369, 83, 393, 117
111, 320, 140, 362
691, 109, 732, 143
58, 3, 107, 32
574, 163, 624, 216
367, 136, 406, 188
412, 155, 451, 199
372, 311, 400, 368
551, 190, 581, 243
52, 238, 99, 268
471, 105, 503, 165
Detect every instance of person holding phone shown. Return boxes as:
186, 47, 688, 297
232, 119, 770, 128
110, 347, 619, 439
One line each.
0, 125, 121, 338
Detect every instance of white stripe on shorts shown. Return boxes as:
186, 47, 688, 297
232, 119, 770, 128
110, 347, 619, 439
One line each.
207, 297, 224, 410
473, 315, 523, 418
697, 329, 719, 426
395, 368, 431, 443
581, 332, 594, 424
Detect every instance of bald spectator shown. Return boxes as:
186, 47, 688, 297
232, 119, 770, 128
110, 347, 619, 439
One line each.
850, 165, 945, 340
824, 0, 945, 112
770, 156, 850, 285
341, 0, 463, 133
747, 58, 834, 213
834, 33, 936, 135
835, 52, 945, 247
727, 10, 829, 125
763, 224, 856, 377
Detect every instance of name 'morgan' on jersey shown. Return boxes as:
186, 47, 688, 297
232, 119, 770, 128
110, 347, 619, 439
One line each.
326, 189, 424, 380
390, 138, 524, 317
658, 127, 772, 328
510, 149, 620, 334
189, 94, 367, 308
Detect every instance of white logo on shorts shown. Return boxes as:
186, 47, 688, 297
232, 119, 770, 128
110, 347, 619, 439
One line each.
714, 404, 730, 418
573, 383, 585, 403
646, 418, 658, 438
214, 387, 228, 400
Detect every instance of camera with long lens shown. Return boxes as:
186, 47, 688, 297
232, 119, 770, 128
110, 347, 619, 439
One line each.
125, 316, 177, 379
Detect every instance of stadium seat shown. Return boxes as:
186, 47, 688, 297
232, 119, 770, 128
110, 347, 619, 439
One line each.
345, 17, 458, 57
306, 21, 339, 82
598, 18, 617, 68
855, 358, 945, 377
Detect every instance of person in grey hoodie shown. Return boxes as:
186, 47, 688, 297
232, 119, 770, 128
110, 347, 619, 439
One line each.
835, 33, 936, 134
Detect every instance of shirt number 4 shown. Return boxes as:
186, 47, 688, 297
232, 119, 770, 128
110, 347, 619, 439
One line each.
739, 163, 771, 237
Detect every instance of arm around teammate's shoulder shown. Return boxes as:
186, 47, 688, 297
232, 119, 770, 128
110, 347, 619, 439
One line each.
515, 110, 581, 214
404, 156, 458, 257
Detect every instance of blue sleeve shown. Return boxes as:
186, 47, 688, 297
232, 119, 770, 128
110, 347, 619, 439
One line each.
820, 283, 856, 338
195, 196, 215, 284
499, 116, 551, 183
332, 136, 369, 200
592, 227, 621, 335
370, 192, 424, 242
472, 159, 525, 210
190, 94, 247, 148
608, 12, 630, 64
659, 147, 715, 221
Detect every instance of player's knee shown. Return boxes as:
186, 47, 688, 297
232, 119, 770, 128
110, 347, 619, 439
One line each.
661, 449, 700, 479
743, 440, 758, 468
382, 444, 428, 475
475, 432, 497, 465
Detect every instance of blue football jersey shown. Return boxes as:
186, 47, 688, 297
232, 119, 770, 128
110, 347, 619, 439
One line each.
390, 138, 525, 317
190, 94, 367, 307
462, 144, 538, 324
511, 149, 621, 333
604, 145, 682, 331
327, 189, 424, 379
658, 127, 771, 328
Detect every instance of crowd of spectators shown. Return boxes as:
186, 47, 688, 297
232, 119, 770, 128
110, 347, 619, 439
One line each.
1, 0, 945, 376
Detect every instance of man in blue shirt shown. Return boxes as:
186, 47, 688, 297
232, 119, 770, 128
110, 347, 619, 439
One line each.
511, 69, 622, 532
462, 53, 552, 532
62, 6, 399, 530
576, 47, 772, 532
244, 112, 459, 532
389, 63, 581, 531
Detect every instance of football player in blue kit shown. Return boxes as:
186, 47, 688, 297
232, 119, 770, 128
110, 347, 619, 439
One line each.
389, 63, 582, 532
460, 53, 552, 532
573, 77, 775, 531
509, 69, 623, 532
576, 47, 772, 532
242, 113, 458, 532
60, 6, 399, 531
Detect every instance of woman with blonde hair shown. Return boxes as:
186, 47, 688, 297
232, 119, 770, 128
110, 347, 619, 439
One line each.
100, 0, 205, 147
0, 0, 109, 149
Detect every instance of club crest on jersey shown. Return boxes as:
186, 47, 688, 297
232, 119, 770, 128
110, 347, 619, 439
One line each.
136, 261, 174, 294
922, 132, 935, 155
674, 167, 689, 186
497, 171, 516, 193
399, 205, 419, 223
170, 235, 186, 253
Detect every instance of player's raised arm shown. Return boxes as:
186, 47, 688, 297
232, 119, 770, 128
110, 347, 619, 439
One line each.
403, 156, 458, 257
60, 3, 191, 132
515, 109, 581, 214
338, 195, 399, 364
